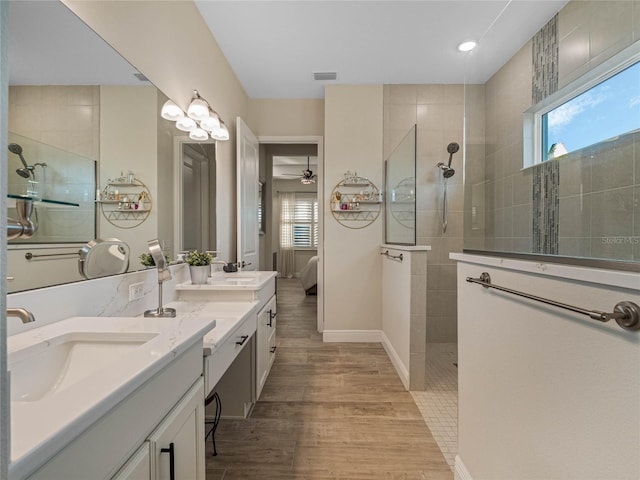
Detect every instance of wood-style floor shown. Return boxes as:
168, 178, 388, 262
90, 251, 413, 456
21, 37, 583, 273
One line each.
206, 278, 452, 479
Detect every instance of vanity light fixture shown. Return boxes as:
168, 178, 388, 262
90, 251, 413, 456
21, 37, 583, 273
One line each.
187, 90, 210, 120
457, 40, 477, 52
161, 90, 229, 141
160, 100, 184, 121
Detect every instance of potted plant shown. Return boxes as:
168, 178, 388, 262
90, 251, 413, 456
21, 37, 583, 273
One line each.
139, 252, 170, 268
184, 250, 213, 284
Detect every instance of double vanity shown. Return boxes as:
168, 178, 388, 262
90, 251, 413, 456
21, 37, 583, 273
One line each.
6, 267, 277, 480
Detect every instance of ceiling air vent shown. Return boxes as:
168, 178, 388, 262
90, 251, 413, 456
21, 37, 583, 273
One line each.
313, 71, 337, 81
133, 72, 149, 82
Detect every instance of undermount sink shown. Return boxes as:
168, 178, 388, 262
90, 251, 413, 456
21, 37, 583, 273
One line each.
9, 331, 158, 402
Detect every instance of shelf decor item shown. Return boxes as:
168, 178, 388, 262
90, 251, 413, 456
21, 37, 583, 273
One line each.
184, 249, 213, 284
97, 175, 152, 229
329, 174, 382, 229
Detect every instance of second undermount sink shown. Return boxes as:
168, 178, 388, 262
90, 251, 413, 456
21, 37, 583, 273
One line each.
9, 331, 158, 402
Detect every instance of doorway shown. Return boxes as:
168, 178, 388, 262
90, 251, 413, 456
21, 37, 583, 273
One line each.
258, 136, 324, 333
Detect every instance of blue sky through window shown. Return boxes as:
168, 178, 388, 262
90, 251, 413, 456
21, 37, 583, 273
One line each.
544, 61, 640, 158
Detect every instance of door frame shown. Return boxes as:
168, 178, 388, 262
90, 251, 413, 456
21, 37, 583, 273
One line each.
173, 136, 216, 257
258, 135, 324, 333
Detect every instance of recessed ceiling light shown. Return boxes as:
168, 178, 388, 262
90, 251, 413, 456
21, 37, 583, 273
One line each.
457, 41, 477, 52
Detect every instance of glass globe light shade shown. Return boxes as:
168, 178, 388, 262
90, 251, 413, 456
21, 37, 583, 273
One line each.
160, 100, 184, 121
187, 97, 209, 121
176, 116, 197, 132
189, 127, 209, 141
211, 122, 230, 141
200, 111, 221, 132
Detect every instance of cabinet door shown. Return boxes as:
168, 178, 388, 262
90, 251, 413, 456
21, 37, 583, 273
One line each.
149, 379, 205, 480
256, 302, 269, 398
256, 294, 277, 398
111, 443, 151, 480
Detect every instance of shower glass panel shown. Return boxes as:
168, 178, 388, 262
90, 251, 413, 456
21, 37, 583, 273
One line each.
7, 132, 96, 244
463, 30, 640, 268
385, 125, 416, 245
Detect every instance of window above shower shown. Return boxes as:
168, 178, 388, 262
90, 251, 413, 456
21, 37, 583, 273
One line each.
524, 42, 640, 168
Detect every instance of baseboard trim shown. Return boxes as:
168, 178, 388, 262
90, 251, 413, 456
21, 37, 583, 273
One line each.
380, 331, 409, 390
322, 330, 382, 343
455, 455, 473, 480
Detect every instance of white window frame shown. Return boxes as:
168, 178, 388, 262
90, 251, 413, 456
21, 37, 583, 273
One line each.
523, 39, 640, 169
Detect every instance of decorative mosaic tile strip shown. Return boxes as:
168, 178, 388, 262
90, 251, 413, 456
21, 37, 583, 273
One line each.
532, 14, 558, 104
532, 160, 559, 254
532, 14, 559, 254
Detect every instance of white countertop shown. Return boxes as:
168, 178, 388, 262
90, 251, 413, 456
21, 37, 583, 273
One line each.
8, 315, 215, 478
175, 270, 277, 291
163, 300, 260, 354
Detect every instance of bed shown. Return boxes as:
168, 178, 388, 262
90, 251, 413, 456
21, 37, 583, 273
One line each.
300, 256, 318, 295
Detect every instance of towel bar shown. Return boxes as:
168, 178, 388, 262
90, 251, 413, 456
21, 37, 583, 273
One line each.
466, 272, 640, 332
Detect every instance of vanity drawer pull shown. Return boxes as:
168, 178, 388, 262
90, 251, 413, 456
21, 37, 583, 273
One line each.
235, 335, 249, 346
268, 309, 277, 327
160, 442, 175, 480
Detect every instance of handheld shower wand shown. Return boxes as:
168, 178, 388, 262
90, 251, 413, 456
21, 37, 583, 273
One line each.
437, 142, 460, 233
8, 143, 33, 178
437, 142, 459, 178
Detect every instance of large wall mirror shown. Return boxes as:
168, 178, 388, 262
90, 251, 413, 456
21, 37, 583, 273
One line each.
6, 1, 210, 292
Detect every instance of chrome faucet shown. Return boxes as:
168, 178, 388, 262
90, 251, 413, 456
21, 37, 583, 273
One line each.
7, 308, 35, 324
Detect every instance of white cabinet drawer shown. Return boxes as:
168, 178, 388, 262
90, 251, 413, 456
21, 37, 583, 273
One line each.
203, 315, 256, 395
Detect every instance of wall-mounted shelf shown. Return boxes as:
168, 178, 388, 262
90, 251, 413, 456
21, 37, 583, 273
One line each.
330, 175, 381, 229
98, 177, 152, 229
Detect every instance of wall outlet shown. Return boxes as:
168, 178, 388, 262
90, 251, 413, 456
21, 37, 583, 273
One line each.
129, 282, 144, 302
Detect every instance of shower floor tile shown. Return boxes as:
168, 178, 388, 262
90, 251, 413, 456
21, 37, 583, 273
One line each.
411, 343, 458, 470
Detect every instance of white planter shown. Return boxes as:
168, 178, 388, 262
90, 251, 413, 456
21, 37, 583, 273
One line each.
188, 265, 210, 285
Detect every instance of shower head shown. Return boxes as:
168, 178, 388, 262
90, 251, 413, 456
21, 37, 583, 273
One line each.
8, 143, 23, 155
8, 142, 35, 179
16, 168, 31, 179
437, 162, 456, 178
446, 142, 460, 168
447, 142, 460, 155
8, 143, 30, 169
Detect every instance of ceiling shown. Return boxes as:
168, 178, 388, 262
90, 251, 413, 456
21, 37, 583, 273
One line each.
8, 1, 568, 98
8, 0, 146, 86
195, 0, 568, 99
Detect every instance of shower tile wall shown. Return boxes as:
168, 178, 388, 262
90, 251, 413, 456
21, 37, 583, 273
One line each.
383, 84, 464, 343
8, 86, 99, 241
472, 0, 640, 262
9, 86, 99, 160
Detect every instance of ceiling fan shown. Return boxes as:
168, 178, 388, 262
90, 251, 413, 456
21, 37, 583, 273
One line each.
283, 156, 317, 184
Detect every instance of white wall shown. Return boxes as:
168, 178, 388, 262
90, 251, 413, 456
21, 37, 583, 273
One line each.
99, 86, 158, 261
63, 0, 249, 264
455, 255, 640, 480
324, 85, 384, 336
